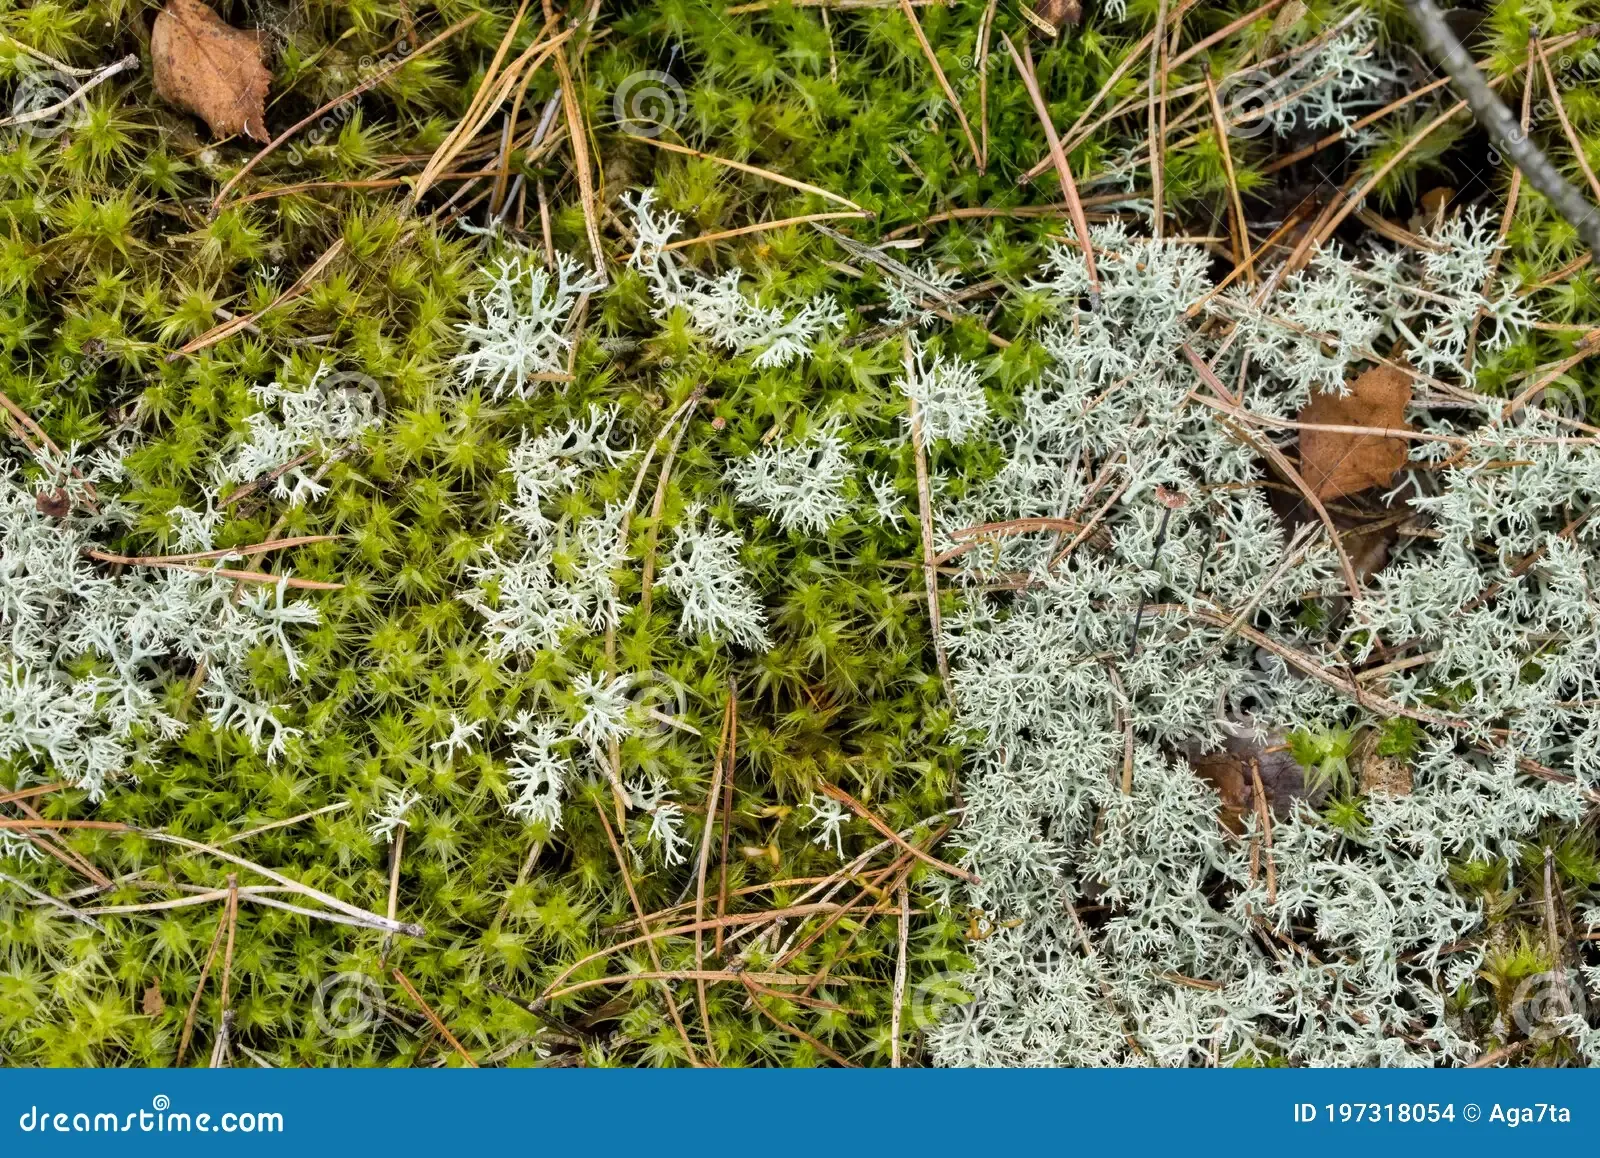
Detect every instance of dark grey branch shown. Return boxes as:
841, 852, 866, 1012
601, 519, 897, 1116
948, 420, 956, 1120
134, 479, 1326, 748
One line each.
1405, 0, 1600, 255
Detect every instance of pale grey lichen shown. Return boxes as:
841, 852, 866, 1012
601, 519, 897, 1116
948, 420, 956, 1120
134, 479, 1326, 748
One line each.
927, 217, 1592, 1067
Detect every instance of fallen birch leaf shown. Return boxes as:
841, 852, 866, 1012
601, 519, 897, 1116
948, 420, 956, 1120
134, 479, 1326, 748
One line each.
151, 0, 269, 141
1297, 365, 1413, 501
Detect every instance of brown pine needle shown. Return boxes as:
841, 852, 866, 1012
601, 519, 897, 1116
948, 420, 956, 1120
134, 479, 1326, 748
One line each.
1002, 33, 1101, 308
216, 802, 350, 847
692, 689, 735, 1062
1180, 344, 1363, 602
715, 691, 738, 955
176, 904, 228, 1067
170, 239, 346, 359
391, 968, 478, 1067
0, 783, 65, 808
626, 136, 867, 212
79, 552, 345, 590
976, 0, 998, 169
817, 781, 978, 884
663, 211, 869, 251
738, 973, 858, 1067
1536, 35, 1600, 205
213, 14, 479, 209
84, 534, 336, 568
1149, 0, 1169, 238
591, 799, 705, 1066
898, 0, 982, 170
1203, 65, 1253, 285
1248, 762, 1277, 904
554, 44, 607, 280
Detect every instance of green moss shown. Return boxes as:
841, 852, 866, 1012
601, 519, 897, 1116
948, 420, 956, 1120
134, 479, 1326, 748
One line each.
1, 0, 1596, 1069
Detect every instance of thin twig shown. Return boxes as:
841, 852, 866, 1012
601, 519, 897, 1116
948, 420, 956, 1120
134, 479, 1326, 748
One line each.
0, 53, 138, 129
904, 339, 953, 695
1405, 0, 1600, 254
214, 15, 479, 209
891, 882, 909, 1067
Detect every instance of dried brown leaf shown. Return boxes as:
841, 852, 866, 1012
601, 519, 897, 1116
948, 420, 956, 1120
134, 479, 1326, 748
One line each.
1297, 365, 1413, 501
1189, 730, 1329, 833
1021, 0, 1081, 37
142, 979, 165, 1017
151, 0, 269, 141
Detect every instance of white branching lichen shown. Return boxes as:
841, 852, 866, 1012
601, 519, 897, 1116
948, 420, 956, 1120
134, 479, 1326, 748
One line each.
900, 341, 990, 449
725, 419, 854, 534
623, 188, 844, 368
454, 251, 603, 398
215, 363, 383, 506
658, 506, 771, 650
927, 217, 1591, 1067
1, 443, 319, 798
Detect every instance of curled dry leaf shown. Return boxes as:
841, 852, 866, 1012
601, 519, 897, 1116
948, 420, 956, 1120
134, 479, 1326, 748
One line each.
1297, 365, 1414, 501
151, 0, 269, 141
